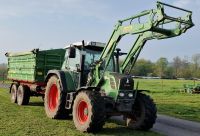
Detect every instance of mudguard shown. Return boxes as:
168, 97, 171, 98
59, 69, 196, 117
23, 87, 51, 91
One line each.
45, 70, 75, 92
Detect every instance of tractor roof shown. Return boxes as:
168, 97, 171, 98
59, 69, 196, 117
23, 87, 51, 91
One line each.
65, 41, 106, 49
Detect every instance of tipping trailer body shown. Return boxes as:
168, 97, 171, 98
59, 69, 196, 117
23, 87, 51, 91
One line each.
6, 49, 65, 84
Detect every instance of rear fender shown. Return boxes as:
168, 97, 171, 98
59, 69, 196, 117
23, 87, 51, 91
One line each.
45, 70, 75, 92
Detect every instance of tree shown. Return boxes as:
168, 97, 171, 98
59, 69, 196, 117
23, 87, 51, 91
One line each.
155, 57, 168, 78
172, 56, 182, 78
121, 54, 200, 79
165, 66, 174, 79
0, 63, 7, 81
0, 63, 7, 74
191, 54, 200, 78
181, 58, 192, 78
131, 59, 154, 76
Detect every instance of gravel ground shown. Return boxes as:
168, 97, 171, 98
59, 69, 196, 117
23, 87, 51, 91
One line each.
0, 82, 10, 89
112, 115, 200, 136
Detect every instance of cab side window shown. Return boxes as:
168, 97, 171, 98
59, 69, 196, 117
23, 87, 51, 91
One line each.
64, 48, 80, 71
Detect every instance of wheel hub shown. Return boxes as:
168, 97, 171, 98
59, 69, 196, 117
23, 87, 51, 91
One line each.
48, 84, 58, 111
77, 100, 89, 124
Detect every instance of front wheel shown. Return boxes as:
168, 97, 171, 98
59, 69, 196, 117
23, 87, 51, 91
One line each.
125, 93, 157, 130
72, 91, 105, 132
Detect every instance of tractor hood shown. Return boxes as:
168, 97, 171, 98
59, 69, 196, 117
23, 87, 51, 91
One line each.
101, 72, 134, 100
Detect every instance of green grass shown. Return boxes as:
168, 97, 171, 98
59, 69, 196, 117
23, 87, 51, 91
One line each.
2, 79, 199, 135
0, 88, 160, 136
135, 79, 200, 122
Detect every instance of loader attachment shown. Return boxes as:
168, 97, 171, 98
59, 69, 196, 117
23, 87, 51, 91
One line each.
120, 1, 194, 73
92, 1, 194, 86
151, 1, 194, 38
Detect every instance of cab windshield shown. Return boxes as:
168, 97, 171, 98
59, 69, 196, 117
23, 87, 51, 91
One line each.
85, 48, 114, 72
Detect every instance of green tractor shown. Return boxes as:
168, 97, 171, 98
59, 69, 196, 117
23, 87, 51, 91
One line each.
44, 2, 193, 132
7, 1, 194, 133
45, 41, 157, 132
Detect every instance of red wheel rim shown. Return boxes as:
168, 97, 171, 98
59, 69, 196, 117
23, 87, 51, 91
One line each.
48, 84, 58, 111
77, 100, 89, 124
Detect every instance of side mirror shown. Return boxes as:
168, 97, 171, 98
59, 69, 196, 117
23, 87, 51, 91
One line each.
68, 46, 76, 58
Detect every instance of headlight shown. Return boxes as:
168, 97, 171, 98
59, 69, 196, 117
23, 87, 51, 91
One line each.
128, 93, 133, 97
119, 92, 125, 97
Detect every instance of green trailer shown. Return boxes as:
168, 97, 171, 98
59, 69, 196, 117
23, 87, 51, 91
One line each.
6, 48, 65, 104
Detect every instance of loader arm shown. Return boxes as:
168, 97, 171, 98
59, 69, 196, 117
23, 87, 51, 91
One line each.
92, 1, 194, 87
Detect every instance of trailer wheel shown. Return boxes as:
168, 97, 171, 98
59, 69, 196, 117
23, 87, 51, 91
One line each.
72, 91, 105, 132
17, 85, 30, 105
125, 93, 157, 130
44, 75, 69, 119
10, 84, 18, 103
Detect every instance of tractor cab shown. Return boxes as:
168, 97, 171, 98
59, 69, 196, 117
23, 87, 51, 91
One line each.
63, 41, 119, 72
63, 41, 119, 87
63, 41, 131, 92
64, 41, 107, 71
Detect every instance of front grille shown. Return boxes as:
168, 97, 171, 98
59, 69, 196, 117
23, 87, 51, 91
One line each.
119, 77, 134, 90
110, 78, 116, 89
116, 90, 135, 112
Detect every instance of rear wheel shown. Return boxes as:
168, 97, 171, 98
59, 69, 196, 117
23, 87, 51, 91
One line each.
73, 91, 105, 132
17, 85, 30, 105
44, 75, 69, 119
125, 93, 157, 130
10, 84, 18, 103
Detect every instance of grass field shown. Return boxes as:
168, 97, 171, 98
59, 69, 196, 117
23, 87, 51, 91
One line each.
1, 79, 200, 135
0, 88, 160, 136
135, 79, 200, 122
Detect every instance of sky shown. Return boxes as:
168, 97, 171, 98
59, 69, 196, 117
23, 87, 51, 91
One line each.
0, 0, 199, 63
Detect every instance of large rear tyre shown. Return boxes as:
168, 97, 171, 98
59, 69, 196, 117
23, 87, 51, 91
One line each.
44, 75, 69, 119
125, 93, 157, 130
17, 85, 30, 105
73, 91, 105, 133
10, 84, 18, 103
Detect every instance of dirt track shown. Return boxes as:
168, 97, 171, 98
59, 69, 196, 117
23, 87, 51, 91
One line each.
152, 114, 200, 136
112, 115, 200, 136
0, 82, 10, 89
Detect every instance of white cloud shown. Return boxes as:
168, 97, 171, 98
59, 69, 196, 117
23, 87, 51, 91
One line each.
0, 0, 110, 21
173, 0, 191, 8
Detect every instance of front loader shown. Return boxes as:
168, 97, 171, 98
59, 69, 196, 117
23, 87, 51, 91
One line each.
6, 1, 194, 133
